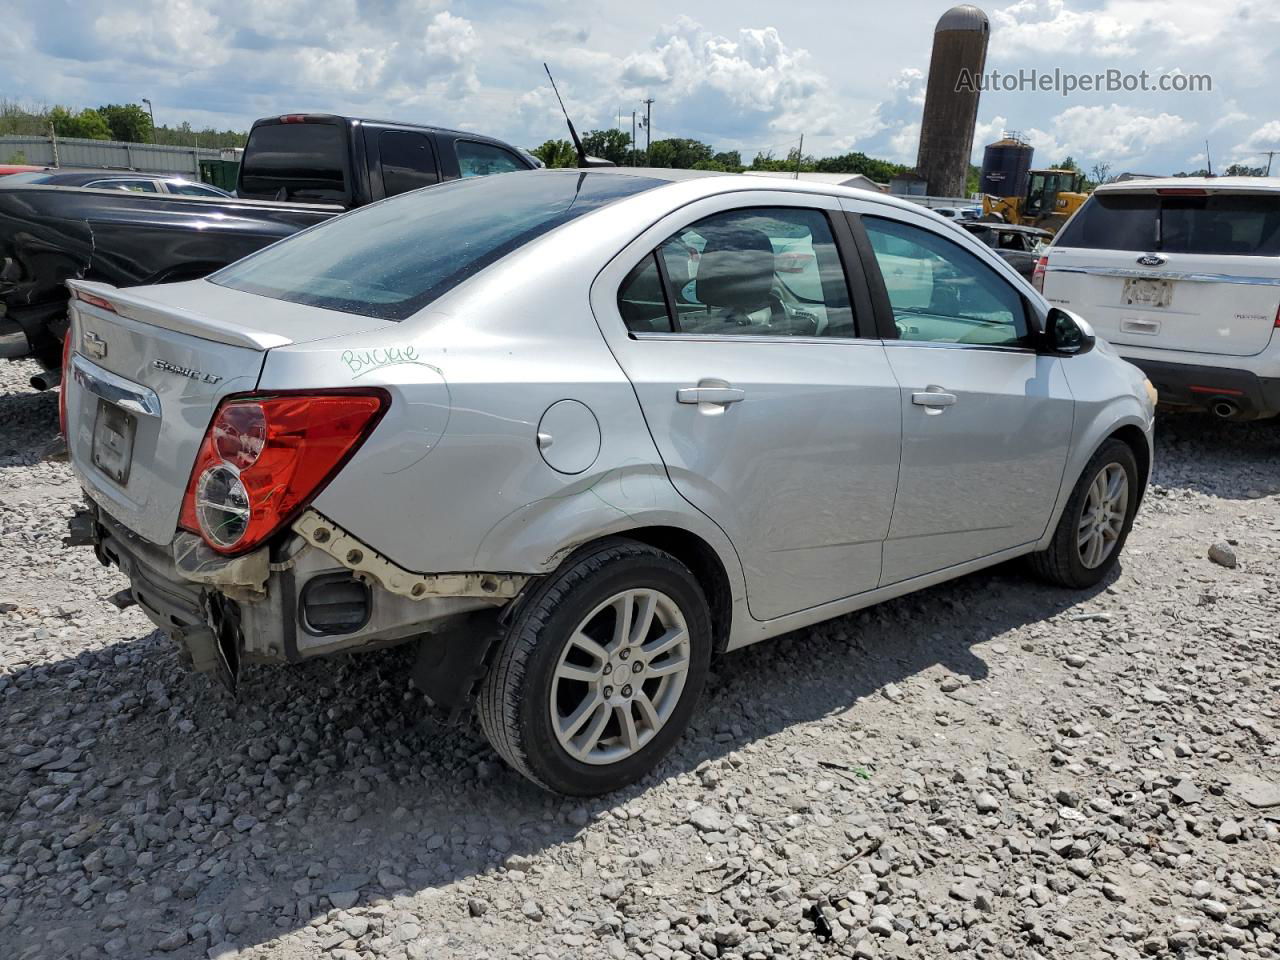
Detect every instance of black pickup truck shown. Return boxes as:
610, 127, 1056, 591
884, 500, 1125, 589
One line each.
0, 114, 538, 374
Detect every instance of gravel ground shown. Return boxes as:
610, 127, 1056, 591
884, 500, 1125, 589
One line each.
2, 356, 1278, 960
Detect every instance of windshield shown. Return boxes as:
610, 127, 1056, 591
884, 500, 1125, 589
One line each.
212, 171, 664, 320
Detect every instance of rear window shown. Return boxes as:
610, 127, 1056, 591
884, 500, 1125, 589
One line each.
211, 171, 663, 320
1057, 191, 1280, 255
239, 121, 348, 202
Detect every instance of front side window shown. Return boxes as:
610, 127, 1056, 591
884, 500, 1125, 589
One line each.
379, 131, 438, 196
456, 141, 527, 178
863, 216, 1028, 347
618, 207, 855, 338
213, 171, 662, 320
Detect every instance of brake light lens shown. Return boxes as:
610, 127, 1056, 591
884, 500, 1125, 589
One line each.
1275, 302, 1280, 328
73, 289, 117, 313
1155, 188, 1208, 196
58, 332, 72, 437
179, 391, 388, 553
1032, 255, 1049, 293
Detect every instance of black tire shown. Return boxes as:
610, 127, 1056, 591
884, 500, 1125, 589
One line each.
477, 538, 712, 796
1029, 438, 1140, 588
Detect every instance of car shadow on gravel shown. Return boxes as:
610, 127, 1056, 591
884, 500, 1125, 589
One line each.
3, 555, 1115, 957
0, 384, 58, 469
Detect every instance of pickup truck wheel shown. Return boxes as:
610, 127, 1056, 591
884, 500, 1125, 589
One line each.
1029, 438, 1139, 589
477, 539, 711, 796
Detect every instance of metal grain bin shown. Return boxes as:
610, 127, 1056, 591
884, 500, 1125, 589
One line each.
980, 137, 1034, 198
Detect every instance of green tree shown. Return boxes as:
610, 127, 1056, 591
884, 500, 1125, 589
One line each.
1052, 156, 1080, 171
813, 151, 907, 182
97, 103, 155, 143
647, 138, 714, 169
48, 106, 112, 140
530, 139, 576, 168
1224, 163, 1264, 176
708, 150, 743, 171
581, 129, 631, 165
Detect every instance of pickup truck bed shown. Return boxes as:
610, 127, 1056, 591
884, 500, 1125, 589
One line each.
0, 113, 538, 370
0, 187, 338, 364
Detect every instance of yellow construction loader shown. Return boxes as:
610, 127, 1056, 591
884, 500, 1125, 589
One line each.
982, 169, 1088, 234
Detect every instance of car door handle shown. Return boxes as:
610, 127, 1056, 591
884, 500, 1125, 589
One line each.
911, 390, 957, 408
677, 384, 745, 406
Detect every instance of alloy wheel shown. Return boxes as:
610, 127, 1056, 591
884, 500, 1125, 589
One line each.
1077, 462, 1129, 569
549, 588, 691, 765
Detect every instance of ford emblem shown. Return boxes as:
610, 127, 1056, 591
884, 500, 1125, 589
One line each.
1136, 254, 1166, 267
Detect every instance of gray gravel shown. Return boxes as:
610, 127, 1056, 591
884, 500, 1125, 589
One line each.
2, 357, 1278, 960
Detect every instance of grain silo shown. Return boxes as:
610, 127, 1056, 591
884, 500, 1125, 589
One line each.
915, 4, 989, 198
980, 135, 1034, 198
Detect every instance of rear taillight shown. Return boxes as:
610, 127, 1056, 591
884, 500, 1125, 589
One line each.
1032, 255, 1049, 294
72, 289, 117, 313
58, 332, 72, 437
179, 391, 388, 554
1274, 302, 1280, 328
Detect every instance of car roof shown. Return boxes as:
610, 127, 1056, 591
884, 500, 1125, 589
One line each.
563, 167, 932, 215
1094, 176, 1280, 195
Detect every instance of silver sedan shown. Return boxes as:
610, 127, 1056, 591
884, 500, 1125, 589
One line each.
62, 169, 1155, 794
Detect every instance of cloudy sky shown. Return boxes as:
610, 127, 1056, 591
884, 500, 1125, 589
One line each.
4, 0, 1278, 174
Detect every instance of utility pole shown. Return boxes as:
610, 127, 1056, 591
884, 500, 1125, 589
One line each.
142, 98, 157, 144
631, 112, 637, 167
1205, 139, 1213, 177
794, 134, 804, 179
1264, 151, 1276, 176
642, 97, 654, 165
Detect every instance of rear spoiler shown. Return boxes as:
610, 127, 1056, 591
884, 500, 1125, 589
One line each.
67, 279, 291, 351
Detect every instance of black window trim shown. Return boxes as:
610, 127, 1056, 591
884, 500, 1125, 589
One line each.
848, 210, 1041, 352
621, 203, 878, 343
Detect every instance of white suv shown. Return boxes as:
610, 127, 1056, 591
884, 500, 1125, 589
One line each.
1038, 177, 1280, 419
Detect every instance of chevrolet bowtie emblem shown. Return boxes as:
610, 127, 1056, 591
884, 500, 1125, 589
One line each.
83, 331, 108, 359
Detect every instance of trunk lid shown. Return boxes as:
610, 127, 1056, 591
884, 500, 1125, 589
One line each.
1044, 186, 1280, 357
65, 279, 390, 545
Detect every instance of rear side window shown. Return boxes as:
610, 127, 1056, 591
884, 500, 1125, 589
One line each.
239, 122, 347, 202
1057, 192, 1280, 255
379, 131, 438, 196
620, 207, 856, 338
212, 171, 663, 320
91, 179, 158, 192
456, 141, 527, 178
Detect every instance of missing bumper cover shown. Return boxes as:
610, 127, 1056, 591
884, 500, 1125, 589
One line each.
292, 509, 529, 601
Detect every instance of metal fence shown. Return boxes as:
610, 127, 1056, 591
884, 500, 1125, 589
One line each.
0, 135, 225, 176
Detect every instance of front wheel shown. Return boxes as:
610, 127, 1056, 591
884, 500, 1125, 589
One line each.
477, 539, 712, 795
1029, 438, 1140, 588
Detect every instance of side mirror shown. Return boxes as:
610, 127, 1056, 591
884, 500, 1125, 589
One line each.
1044, 307, 1096, 356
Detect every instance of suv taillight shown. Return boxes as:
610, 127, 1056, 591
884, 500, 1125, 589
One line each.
1031, 255, 1049, 294
179, 391, 388, 554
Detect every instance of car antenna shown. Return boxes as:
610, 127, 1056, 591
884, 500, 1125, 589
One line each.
544, 63, 614, 168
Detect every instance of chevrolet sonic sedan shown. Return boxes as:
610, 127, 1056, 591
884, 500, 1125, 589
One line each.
62, 169, 1155, 795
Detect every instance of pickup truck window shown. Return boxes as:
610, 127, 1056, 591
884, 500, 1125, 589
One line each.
240, 122, 347, 202
456, 141, 527, 178
211, 171, 662, 321
379, 131, 438, 196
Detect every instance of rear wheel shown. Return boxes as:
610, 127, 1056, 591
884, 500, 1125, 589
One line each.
1029, 438, 1139, 588
477, 539, 711, 795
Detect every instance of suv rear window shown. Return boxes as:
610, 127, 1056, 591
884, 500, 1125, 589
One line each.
1057, 191, 1280, 255
239, 122, 348, 202
212, 171, 663, 320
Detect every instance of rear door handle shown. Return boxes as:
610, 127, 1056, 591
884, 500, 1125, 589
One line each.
911, 389, 957, 408
677, 382, 745, 406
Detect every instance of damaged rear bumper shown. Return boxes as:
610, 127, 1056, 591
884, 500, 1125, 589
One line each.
70, 500, 530, 698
